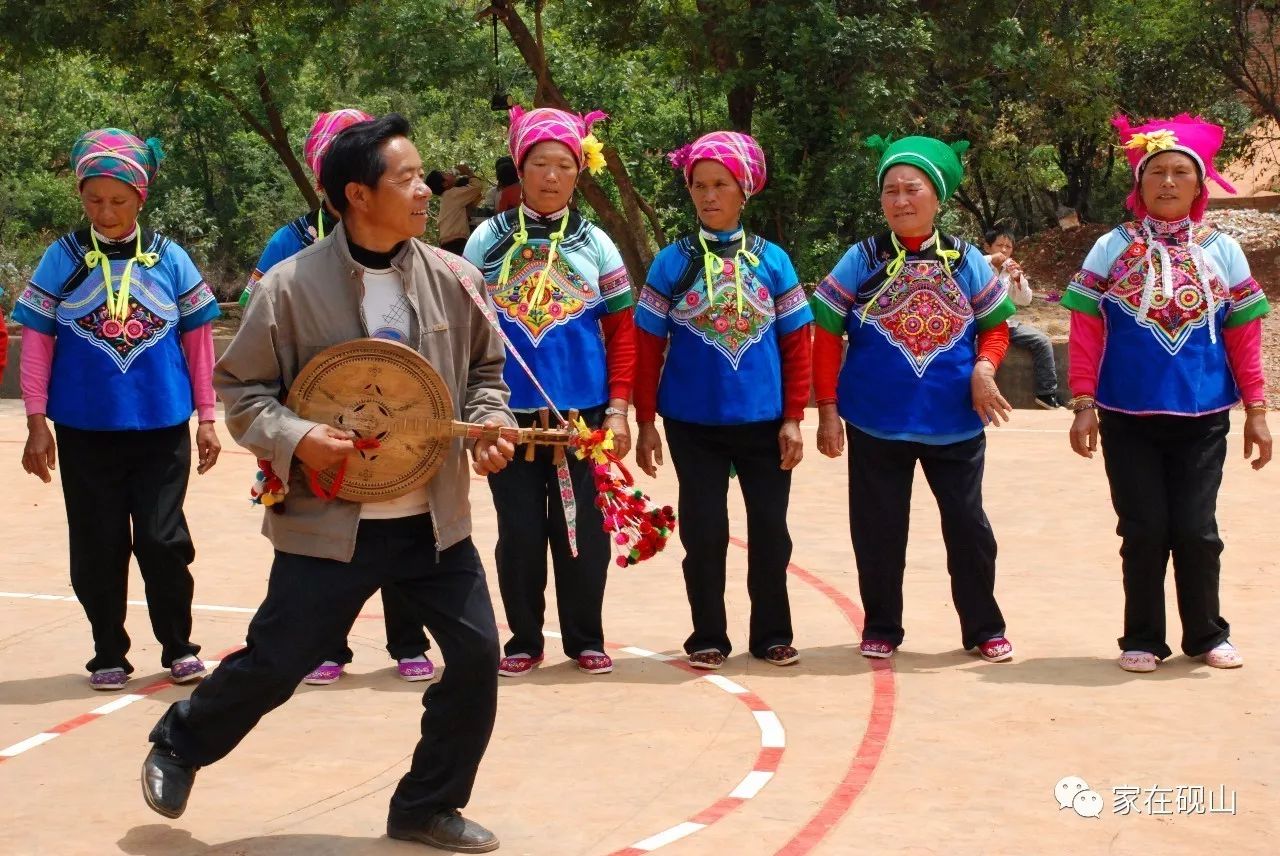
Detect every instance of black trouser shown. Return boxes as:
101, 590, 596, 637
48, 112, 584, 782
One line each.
847, 426, 1005, 650
56, 422, 200, 674
1099, 409, 1231, 659
489, 407, 609, 658
321, 586, 430, 665
150, 516, 499, 820
664, 418, 794, 658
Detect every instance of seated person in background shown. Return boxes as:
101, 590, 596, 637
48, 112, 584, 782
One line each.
984, 228, 1061, 408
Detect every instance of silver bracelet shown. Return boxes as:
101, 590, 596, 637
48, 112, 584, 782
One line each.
604, 406, 627, 418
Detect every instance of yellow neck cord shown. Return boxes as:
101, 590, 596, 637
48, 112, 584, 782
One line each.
85, 230, 160, 322
499, 207, 570, 310
316, 209, 326, 241
698, 230, 760, 315
860, 231, 959, 324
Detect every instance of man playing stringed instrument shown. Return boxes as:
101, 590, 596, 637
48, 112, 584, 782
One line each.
142, 113, 514, 853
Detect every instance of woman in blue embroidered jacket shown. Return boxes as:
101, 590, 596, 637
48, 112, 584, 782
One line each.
1065, 114, 1271, 673
811, 134, 1018, 664
633, 131, 813, 669
13, 129, 221, 691
464, 105, 636, 678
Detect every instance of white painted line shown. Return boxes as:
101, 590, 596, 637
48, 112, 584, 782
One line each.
543, 630, 563, 639
630, 822, 706, 851
729, 769, 774, 799
702, 674, 748, 695
1, 591, 255, 615
0, 732, 59, 757
619, 646, 676, 661
753, 710, 786, 748
89, 694, 145, 715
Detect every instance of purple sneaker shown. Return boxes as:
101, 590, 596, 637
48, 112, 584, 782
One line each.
303, 661, 344, 686
169, 656, 207, 684
90, 667, 128, 691
397, 656, 436, 682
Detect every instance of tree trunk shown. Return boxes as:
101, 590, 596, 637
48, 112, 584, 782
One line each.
254, 65, 319, 208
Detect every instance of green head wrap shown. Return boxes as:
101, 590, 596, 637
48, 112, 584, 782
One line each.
866, 134, 970, 201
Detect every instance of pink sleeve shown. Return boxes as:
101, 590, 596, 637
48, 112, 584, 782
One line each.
1068, 310, 1104, 398
20, 328, 55, 417
181, 324, 218, 422
1224, 318, 1265, 404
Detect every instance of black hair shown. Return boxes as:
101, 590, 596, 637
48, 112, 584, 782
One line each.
496, 157, 519, 188
983, 228, 1015, 247
425, 170, 446, 196
319, 112, 412, 214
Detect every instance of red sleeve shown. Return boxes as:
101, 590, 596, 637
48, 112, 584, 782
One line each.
976, 322, 1010, 369
600, 307, 636, 403
1068, 310, 1104, 398
812, 326, 844, 405
634, 329, 666, 423
1224, 318, 1266, 404
780, 324, 812, 421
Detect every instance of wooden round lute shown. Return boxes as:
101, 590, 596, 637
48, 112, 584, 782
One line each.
286, 338, 574, 502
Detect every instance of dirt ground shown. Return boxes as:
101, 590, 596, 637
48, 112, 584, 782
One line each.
0, 401, 1276, 856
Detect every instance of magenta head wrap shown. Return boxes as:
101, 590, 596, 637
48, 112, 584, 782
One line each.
667, 131, 767, 199
304, 109, 374, 177
71, 129, 165, 201
1113, 113, 1235, 222
507, 105, 608, 173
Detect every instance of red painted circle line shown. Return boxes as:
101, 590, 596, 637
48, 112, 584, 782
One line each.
0, 536, 895, 855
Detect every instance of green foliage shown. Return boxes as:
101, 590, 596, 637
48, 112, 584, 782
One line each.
0, 0, 1268, 294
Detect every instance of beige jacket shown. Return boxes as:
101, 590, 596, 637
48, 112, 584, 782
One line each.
216, 221, 513, 562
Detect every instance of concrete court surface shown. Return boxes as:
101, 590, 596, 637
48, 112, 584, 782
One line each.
0, 401, 1276, 856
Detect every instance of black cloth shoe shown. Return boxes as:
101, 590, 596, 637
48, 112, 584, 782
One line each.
387, 810, 500, 853
141, 744, 199, 819
1035, 393, 1062, 409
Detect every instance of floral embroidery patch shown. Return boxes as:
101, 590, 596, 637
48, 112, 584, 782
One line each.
670, 260, 774, 368
859, 261, 972, 377
1107, 244, 1229, 355
489, 245, 596, 345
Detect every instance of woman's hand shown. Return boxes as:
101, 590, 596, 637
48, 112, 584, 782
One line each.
778, 418, 804, 470
195, 422, 221, 475
1243, 410, 1272, 470
971, 360, 1012, 426
604, 400, 631, 460
635, 422, 664, 477
1069, 408, 1099, 459
22, 415, 56, 483
816, 403, 845, 458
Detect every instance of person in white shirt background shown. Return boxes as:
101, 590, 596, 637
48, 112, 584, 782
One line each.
984, 228, 1062, 408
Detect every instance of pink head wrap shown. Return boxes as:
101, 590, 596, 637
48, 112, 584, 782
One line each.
304, 109, 375, 178
667, 131, 767, 199
1113, 113, 1235, 222
507, 105, 608, 173
72, 128, 165, 202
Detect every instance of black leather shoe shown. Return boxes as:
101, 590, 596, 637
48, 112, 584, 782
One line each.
387, 810, 500, 853
141, 744, 199, 819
